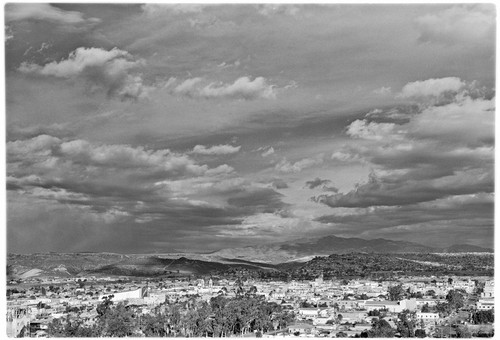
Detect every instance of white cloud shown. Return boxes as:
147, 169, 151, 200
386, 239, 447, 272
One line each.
407, 95, 495, 144
257, 4, 300, 17
415, 5, 495, 45
261, 147, 275, 157
275, 156, 323, 173
5, 3, 100, 25
7, 134, 61, 159
58, 139, 208, 176
372, 86, 391, 96
173, 76, 277, 100
192, 144, 241, 155
346, 120, 400, 141
398, 77, 465, 99
142, 4, 205, 17
18, 47, 150, 100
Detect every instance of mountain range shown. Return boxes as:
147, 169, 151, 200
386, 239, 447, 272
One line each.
7, 235, 491, 279
209, 235, 492, 264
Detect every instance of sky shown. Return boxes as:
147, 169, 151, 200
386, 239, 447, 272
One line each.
5, 3, 495, 254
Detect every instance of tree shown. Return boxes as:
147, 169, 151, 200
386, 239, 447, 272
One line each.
455, 326, 472, 338
141, 313, 167, 337
388, 284, 405, 301
415, 329, 426, 338
100, 303, 138, 337
368, 319, 396, 338
446, 290, 465, 311
435, 302, 451, 316
421, 303, 431, 313
397, 310, 416, 338
471, 310, 494, 324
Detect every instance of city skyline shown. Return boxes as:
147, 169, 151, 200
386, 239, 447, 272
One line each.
6, 3, 495, 254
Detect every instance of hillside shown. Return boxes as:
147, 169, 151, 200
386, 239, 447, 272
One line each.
7, 253, 277, 279
209, 235, 492, 264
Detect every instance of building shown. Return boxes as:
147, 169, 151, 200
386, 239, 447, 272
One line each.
100, 286, 147, 302
288, 323, 315, 335
6, 307, 30, 337
363, 299, 417, 313
481, 280, 494, 298
476, 298, 494, 310
298, 307, 320, 317
416, 312, 440, 321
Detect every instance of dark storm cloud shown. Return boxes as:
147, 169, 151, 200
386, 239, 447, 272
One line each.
305, 177, 331, 189
316, 193, 493, 227
314, 168, 493, 208
227, 188, 288, 213
271, 178, 288, 189
7, 134, 290, 246
314, 193, 493, 247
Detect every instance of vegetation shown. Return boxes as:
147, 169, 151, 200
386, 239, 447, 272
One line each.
471, 310, 494, 324
47, 289, 296, 337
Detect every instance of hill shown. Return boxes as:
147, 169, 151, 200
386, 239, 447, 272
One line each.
209, 235, 492, 264
7, 253, 277, 279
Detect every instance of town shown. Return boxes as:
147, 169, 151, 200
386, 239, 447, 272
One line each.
7, 271, 494, 337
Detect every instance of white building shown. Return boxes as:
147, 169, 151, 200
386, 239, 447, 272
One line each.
416, 312, 440, 321
100, 287, 147, 302
477, 298, 494, 310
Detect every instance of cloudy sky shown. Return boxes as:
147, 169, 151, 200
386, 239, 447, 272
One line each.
5, 3, 495, 254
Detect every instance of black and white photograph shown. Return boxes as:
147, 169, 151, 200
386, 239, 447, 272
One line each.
5, 2, 495, 338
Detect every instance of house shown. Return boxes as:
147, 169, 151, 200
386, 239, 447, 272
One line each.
288, 323, 315, 335
416, 312, 440, 321
481, 281, 494, 298
476, 298, 494, 310
6, 307, 30, 338
363, 299, 417, 313
337, 311, 368, 323
299, 307, 320, 317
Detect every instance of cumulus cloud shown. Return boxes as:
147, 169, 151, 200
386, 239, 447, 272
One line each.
5, 3, 100, 25
18, 47, 150, 100
261, 147, 275, 157
271, 178, 288, 189
365, 106, 417, 124
346, 120, 400, 141
7, 134, 288, 245
192, 144, 241, 155
415, 5, 495, 45
257, 4, 300, 17
315, 77, 494, 211
406, 95, 494, 145
398, 77, 465, 102
372, 86, 392, 96
315, 193, 493, 247
305, 177, 331, 189
314, 168, 492, 208
172, 76, 277, 100
275, 156, 324, 173
142, 3, 205, 17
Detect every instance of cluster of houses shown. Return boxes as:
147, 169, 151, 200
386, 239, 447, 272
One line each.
6, 274, 494, 337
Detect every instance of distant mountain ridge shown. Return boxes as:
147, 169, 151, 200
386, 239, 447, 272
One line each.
7, 236, 491, 278
209, 235, 492, 264
7, 253, 278, 279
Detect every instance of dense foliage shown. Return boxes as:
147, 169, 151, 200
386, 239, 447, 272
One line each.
47, 292, 295, 337
263, 253, 493, 280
